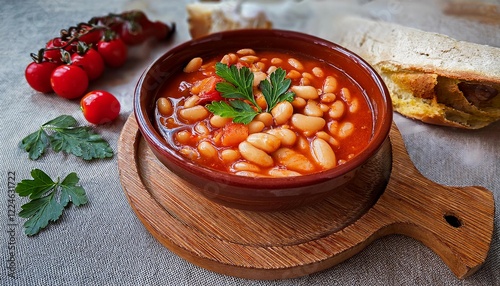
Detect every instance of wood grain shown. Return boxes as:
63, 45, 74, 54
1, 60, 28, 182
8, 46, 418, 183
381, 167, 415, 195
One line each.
118, 115, 494, 280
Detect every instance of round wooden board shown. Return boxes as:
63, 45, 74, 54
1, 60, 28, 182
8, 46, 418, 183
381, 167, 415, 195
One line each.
118, 115, 495, 280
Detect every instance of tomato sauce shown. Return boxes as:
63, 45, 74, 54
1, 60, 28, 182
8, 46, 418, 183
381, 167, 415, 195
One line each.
155, 49, 374, 177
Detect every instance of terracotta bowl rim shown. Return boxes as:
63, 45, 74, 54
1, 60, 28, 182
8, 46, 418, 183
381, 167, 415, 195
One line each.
134, 29, 393, 191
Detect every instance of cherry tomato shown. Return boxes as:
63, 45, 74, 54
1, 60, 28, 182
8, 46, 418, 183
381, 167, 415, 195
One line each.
119, 21, 148, 45
97, 38, 127, 68
44, 38, 74, 64
78, 28, 103, 46
151, 21, 173, 40
25, 61, 59, 93
71, 48, 105, 81
80, 90, 121, 124
50, 65, 89, 99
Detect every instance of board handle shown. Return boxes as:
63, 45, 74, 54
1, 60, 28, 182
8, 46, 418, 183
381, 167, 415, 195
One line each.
376, 126, 495, 279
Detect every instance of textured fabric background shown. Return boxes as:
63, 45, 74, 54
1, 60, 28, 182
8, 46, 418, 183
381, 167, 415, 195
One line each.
0, 0, 498, 285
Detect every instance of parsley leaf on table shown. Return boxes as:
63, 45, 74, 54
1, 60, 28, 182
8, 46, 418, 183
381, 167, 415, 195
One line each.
19, 115, 114, 160
206, 62, 295, 124
15, 169, 88, 236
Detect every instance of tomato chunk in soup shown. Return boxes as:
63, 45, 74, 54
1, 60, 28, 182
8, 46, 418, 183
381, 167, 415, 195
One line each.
155, 48, 374, 177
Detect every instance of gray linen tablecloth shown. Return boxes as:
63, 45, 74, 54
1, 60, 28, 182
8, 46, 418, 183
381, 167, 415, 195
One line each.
1, 0, 498, 285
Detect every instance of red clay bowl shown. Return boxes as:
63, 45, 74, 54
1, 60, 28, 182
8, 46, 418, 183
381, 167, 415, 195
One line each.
134, 29, 392, 211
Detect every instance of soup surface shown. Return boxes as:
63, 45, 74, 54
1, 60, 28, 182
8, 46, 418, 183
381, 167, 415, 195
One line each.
155, 49, 374, 177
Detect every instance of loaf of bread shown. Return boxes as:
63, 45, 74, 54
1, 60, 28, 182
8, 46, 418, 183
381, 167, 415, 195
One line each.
186, 1, 272, 39
328, 16, 500, 129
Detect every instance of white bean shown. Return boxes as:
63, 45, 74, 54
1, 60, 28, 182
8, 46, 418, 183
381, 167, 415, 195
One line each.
175, 130, 191, 145
323, 76, 337, 93
303, 100, 324, 117
311, 138, 337, 169
248, 120, 265, 134
271, 101, 294, 125
179, 105, 209, 122
349, 98, 359, 113
290, 114, 326, 134
288, 58, 304, 71
183, 57, 203, 73
266, 128, 297, 146
233, 161, 261, 172
246, 133, 281, 153
272, 148, 314, 173
291, 96, 307, 109
291, 85, 319, 100
328, 100, 345, 120
210, 115, 232, 128
316, 131, 340, 148
179, 146, 198, 160
287, 70, 301, 79
183, 95, 200, 108
254, 112, 273, 126
238, 141, 274, 167
338, 122, 354, 138
270, 58, 283, 65
253, 71, 267, 86
312, 67, 324, 78
237, 48, 256, 56
240, 55, 259, 64
198, 141, 218, 158
341, 87, 351, 102
268, 168, 301, 177
221, 149, 240, 163
321, 92, 336, 103
157, 97, 173, 116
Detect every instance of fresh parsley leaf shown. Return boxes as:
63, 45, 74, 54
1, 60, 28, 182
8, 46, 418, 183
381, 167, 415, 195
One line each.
19, 115, 114, 160
15, 169, 88, 236
206, 100, 258, 124
260, 68, 295, 111
215, 62, 259, 110
19, 128, 51, 160
209, 63, 295, 124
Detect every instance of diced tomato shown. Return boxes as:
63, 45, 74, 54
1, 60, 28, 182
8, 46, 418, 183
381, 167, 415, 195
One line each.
220, 123, 249, 147
191, 75, 221, 95
198, 90, 222, 104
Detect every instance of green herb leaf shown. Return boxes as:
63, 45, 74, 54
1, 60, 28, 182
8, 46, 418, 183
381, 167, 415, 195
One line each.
15, 169, 88, 236
19, 115, 114, 160
260, 67, 294, 111
19, 129, 50, 160
215, 62, 259, 109
206, 100, 258, 124
210, 63, 295, 124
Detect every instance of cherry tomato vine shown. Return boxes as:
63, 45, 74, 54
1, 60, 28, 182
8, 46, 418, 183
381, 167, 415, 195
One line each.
25, 10, 175, 124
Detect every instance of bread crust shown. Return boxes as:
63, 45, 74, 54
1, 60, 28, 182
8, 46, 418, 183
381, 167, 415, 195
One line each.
329, 16, 500, 129
186, 2, 272, 39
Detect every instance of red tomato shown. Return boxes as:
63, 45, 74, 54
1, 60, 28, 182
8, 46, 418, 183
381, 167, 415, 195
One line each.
198, 90, 222, 105
50, 65, 89, 99
119, 21, 148, 45
71, 48, 105, 81
44, 38, 74, 64
151, 21, 172, 40
80, 90, 121, 124
79, 28, 103, 45
25, 61, 59, 93
97, 38, 127, 68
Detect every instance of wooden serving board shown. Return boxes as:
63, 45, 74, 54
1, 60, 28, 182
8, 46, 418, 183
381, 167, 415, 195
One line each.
118, 115, 494, 280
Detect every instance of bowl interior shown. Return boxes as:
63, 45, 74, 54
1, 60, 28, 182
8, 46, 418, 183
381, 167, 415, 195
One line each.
134, 29, 392, 192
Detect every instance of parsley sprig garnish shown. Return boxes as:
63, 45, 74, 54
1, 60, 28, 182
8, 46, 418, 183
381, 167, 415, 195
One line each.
15, 169, 88, 236
19, 115, 114, 160
206, 62, 294, 124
